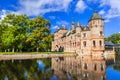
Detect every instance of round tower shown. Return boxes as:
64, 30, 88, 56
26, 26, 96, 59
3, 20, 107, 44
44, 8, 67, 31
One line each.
89, 10, 105, 54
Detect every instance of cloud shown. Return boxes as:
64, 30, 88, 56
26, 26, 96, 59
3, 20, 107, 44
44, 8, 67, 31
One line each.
99, 10, 105, 15
56, 20, 69, 26
49, 16, 56, 20
16, 0, 72, 16
104, 19, 110, 23
0, 9, 15, 21
51, 25, 59, 29
75, 0, 87, 13
87, 0, 120, 22
51, 20, 69, 30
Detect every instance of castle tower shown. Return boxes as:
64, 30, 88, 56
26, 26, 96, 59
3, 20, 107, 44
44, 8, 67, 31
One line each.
89, 10, 105, 55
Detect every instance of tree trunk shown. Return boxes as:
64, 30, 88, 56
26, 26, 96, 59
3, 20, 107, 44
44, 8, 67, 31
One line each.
17, 49, 18, 52
37, 47, 39, 52
12, 48, 14, 52
20, 49, 22, 52
8, 49, 10, 52
5, 49, 6, 52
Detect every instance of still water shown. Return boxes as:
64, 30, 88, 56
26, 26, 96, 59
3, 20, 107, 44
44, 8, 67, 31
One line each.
0, 55, 120, 80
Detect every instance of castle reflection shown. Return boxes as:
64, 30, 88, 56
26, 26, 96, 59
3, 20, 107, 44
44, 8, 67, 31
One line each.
51, 55, 115, 80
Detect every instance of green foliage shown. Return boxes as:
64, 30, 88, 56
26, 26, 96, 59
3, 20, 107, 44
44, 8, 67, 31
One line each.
0, 59, 53, 79
0, 14, 53, 52
105, 33, 120, 44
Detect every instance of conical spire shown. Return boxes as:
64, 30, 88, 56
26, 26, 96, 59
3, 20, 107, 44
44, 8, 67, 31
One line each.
89, 9, 103, 21
72, 18, 74, 25
77, 21, 80, 27
71, 18, 75, 30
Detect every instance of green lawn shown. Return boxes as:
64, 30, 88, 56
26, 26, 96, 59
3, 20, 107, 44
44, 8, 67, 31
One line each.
0, 52, 73, 55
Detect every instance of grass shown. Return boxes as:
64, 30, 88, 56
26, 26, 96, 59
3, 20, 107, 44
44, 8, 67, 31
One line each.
0, 52, 73, 55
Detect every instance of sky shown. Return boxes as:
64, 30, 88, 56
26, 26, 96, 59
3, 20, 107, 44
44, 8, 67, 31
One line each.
0, 0, 120, 37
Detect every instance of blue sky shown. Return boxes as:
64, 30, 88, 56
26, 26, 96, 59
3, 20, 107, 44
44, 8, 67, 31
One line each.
0, 0, 120, 37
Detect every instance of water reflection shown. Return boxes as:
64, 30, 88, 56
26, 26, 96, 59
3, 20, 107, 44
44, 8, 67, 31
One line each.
51, 55, 116, 80
0, 55, 119, 80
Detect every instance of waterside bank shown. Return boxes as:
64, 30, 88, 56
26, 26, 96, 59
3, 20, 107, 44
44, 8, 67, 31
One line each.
0, 53, 77, 60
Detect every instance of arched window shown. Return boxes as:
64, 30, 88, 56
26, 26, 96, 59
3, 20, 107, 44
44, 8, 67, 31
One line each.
101, 64, 104, 71
84, 63, 88, 70
83, 41, 86, 47
99, 40, 102, 47
93, 41, 96, 47
100, 31, 103, 36
94, 64, 97, 71
83, 33, 86, 38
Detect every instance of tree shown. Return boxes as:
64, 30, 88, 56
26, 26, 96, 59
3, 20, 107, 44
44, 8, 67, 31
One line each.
0, 14, 28, 52
105, 33, 120, 44
0, 14, 53, 52
26, 17, 53, 52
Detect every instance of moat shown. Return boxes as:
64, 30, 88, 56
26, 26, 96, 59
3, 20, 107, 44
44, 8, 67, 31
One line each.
0, 54, 120, 80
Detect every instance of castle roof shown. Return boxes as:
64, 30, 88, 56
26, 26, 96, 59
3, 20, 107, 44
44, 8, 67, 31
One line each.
89, 9, 103, 21
54, 25, 67, 33
105, 41, 114, 46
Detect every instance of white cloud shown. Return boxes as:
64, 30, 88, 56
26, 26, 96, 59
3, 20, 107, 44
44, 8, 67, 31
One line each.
99, 10, 105, 15
75, 0, 87, 13
16, 0, 72, 16
104, 19, 110, 23
51, 25, 59, 29
105, 0, 120, 19
87, 0, 120, 22
0, 9, 15, 21
49, 16, 56, 20
56, 20, 69, 26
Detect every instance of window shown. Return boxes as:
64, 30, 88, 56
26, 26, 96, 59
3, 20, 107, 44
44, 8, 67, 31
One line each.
101, 64, 104, 71
100, 31, 103, 36
84, 63, 88, 70
95, 25, 97, 27
83, 41, 86, 47
99, 40, 102, 47
93, 41, 96, 47
83, 33, 86, 38
94, 64, 97, 71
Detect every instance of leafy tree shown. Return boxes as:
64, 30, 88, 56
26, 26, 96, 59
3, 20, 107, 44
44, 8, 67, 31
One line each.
105, 33, 120, 44
26, 17, 53, 52
0, 14, 53, 52
0, 14, 28, 52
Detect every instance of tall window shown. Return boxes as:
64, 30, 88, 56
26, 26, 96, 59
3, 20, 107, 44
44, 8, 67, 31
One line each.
83, 41, 86, 47
99, 40, 102, 47
100, 31, 103, 36
83, 33, 86, 38
93, 41, 96, 47
94, 64, 97, 71
101, 64, 104, 71
84, 63, 88, 70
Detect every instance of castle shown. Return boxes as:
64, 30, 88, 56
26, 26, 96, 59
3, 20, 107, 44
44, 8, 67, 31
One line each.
51, 10, 105, 55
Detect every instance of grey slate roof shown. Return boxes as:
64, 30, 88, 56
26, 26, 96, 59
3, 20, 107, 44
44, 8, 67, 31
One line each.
89, 10, 103, 21
105, 41, 114, 46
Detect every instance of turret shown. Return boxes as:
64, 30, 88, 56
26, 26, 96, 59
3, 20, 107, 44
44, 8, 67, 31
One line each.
89, 9, 105, 54
77, 21, 80, 27
71, 19, 75, 30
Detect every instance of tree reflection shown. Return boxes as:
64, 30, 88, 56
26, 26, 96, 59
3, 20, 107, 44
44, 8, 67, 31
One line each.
0, 55, 117, 80
0, 58, 53, 80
